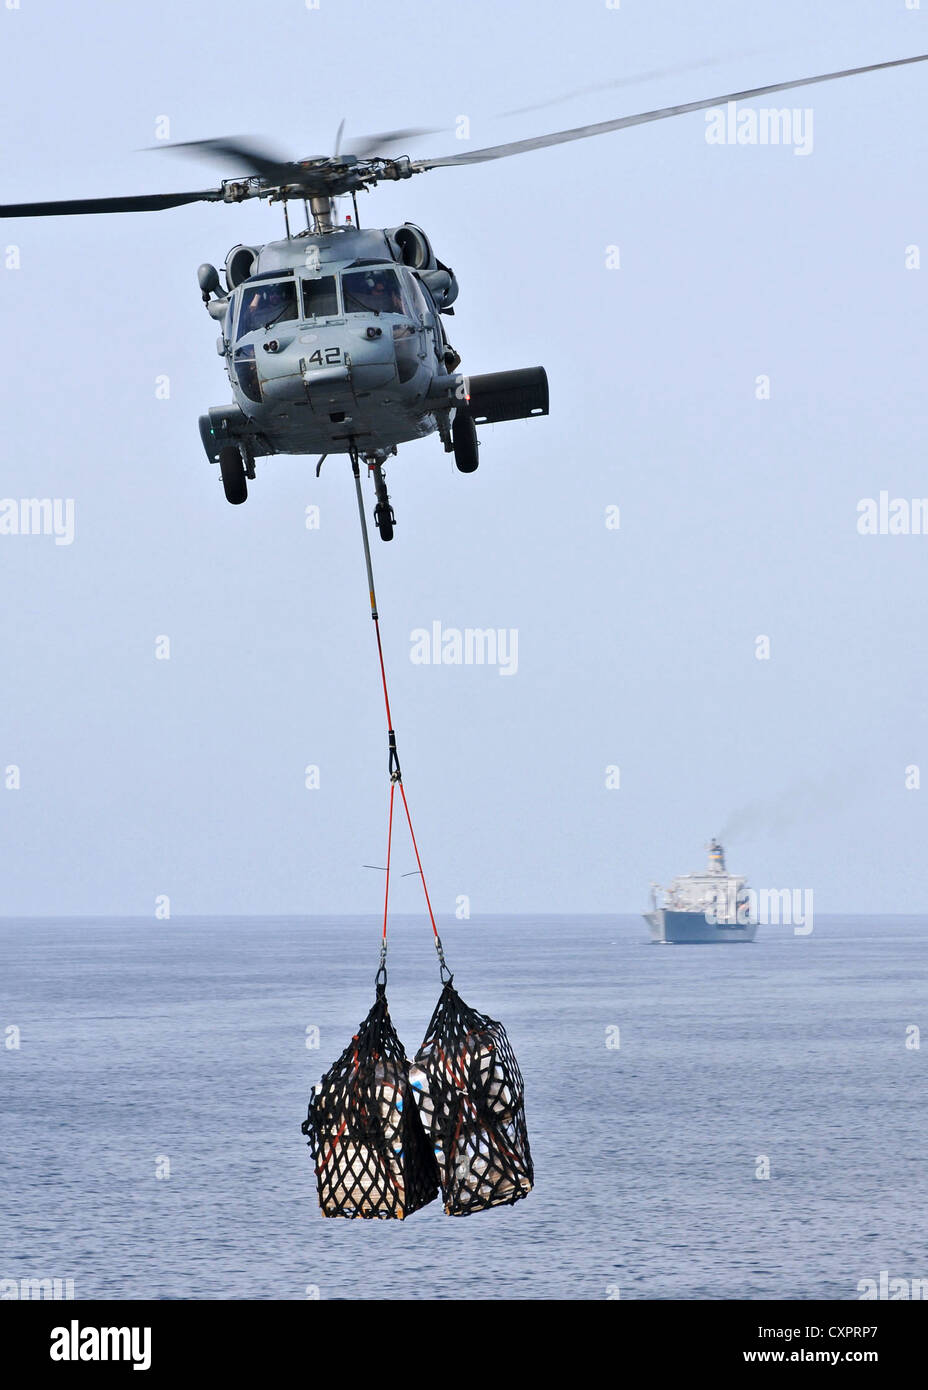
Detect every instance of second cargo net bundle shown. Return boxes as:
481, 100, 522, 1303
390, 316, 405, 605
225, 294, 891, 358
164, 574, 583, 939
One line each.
414, 983, 533, 1216
300, 455, 533, 1220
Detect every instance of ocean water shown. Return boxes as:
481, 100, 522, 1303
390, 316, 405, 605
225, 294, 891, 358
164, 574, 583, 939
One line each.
0, 914, 924, 1301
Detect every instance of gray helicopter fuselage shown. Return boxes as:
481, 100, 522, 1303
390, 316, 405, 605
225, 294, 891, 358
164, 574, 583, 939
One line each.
202, 223, 456, 462
0, 53, 917, 500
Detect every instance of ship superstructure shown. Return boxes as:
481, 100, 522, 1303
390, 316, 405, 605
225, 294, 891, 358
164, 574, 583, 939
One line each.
644, 839, 757, 944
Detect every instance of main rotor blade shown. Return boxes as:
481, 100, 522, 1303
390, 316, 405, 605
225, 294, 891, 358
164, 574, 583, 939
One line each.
341, 125, 442, 159
0, 189, 223, 218
498, 48, 774, 118
414, 53, 928, 170
155, 136, 293, 181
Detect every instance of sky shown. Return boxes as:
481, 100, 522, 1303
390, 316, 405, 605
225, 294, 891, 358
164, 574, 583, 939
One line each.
0, 0, 926, 916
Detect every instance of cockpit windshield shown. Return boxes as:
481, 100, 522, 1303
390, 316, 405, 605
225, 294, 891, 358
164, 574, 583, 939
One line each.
237, 279, 297, 338
301, 276, 338, 319
342, 267, 404, 315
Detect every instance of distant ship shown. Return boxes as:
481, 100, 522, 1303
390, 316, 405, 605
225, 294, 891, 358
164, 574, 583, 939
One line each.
644, 839, 757, 944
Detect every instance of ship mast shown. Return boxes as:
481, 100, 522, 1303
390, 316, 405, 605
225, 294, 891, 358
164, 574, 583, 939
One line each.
707, 838, 726, 873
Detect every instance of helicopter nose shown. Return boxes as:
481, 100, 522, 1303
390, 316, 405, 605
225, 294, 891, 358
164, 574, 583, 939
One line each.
300, 324, 396, 395
253, 322, 402, 409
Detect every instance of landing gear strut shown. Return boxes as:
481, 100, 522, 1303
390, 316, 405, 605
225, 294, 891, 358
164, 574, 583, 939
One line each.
349, 444, 397, 542
371, 462, 395, 542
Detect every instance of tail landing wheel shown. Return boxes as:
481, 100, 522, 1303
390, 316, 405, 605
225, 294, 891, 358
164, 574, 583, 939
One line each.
219, 444, 247, 505
374, 501, 394, 542
371, 461, 395, 542
452, 408, 479, 473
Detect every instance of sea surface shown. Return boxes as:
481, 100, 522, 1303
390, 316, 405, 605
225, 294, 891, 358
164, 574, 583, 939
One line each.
0, 914, 925, 1301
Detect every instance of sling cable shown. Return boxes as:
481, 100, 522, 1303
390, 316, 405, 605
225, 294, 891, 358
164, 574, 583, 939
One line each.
350, 455, 452, 989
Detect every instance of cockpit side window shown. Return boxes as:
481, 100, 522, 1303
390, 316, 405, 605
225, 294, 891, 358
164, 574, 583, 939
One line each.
342, 267, 404, 315
405, 273, 431, 322
224, 289, 238, 337
237, 279, 297, 338
301, 276, 339, 319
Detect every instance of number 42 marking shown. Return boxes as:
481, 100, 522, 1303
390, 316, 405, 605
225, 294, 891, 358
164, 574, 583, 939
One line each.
306, 347, 342, 367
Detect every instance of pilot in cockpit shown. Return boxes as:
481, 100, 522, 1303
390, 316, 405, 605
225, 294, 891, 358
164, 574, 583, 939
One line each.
367, 275, 404, 314
241, 281, 295, 335
249, 283, 280, 316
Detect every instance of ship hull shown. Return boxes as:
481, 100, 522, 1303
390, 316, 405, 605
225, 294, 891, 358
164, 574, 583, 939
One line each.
644, 910, 757, 944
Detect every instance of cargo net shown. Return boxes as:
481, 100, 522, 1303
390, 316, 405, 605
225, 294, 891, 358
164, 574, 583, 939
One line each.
301, 987, 440, 1220
412, 983, 533, 1216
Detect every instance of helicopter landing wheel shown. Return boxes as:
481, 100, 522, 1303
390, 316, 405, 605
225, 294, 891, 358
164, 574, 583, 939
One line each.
370, 459, 395, 542
452, 409, 479, 473
219, 444, 247, 505
374, 501, 395, 542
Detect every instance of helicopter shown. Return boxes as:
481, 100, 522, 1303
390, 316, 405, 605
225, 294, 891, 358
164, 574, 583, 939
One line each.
1, 54, 924, 539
